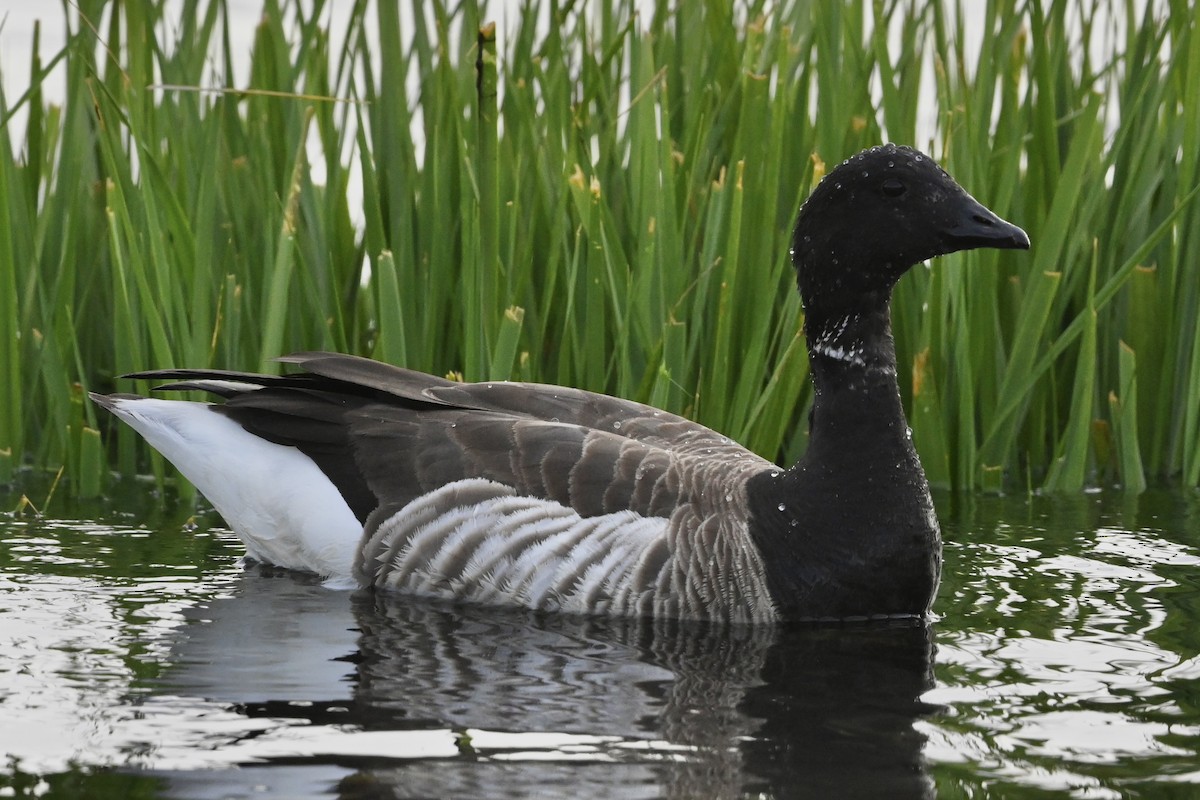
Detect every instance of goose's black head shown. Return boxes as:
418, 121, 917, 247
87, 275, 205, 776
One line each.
791, 144, 1029, 315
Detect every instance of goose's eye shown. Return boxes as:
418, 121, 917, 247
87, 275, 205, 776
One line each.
882, 178, 907, 197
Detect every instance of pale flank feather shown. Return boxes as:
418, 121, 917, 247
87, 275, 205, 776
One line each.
358, 475, 775, 623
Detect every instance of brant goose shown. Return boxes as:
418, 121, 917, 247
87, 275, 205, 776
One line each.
92, 144, 1029, 622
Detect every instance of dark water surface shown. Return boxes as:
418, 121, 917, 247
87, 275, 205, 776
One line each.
2, 484, 1198, 798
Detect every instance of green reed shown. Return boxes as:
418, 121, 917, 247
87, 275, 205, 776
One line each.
1, 0, 1196, 499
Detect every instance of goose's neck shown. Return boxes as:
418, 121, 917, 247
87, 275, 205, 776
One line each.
743, 295, 941, 621
803, 300, 905, 450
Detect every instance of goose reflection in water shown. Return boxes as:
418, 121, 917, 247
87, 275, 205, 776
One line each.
151, 574, 938, 799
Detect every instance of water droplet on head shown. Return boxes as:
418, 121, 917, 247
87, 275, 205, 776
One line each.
777, 503, 786, 512
915, 154, 923, 162
835, 182, 842, 190
862, 170, 869, 177
906, 426, 913, 439
613, 421, 622, 430
887, 160, 894, 168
